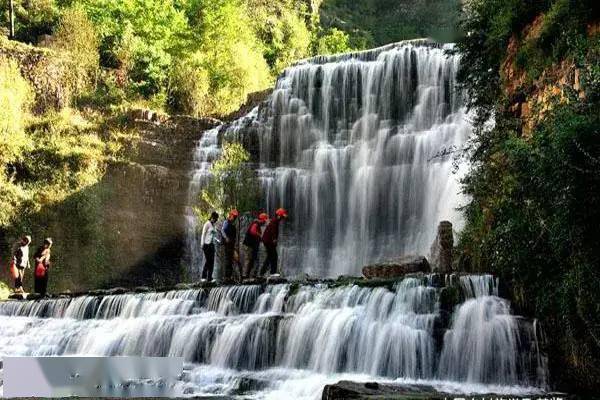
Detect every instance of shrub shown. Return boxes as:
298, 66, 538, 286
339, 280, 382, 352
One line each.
168, 55, 211, 116
0, 59, 32, 225
249, 0, 312, 74
51, 6, 99, 93
316, 27, 352, 55
0, 59, 32, 165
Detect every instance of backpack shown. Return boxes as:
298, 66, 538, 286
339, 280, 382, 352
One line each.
35, 262, 46, 278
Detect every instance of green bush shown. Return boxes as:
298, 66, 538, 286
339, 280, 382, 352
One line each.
0, 0, 59, 43
51, 6, 99, 93
249, 0, 312, 74
455, 0, 600, 391
168, 55, 211, 116
0, 280, 9, 299
0, 59, 32, 166
0, 59, 32, 226
316, 27, 352, 55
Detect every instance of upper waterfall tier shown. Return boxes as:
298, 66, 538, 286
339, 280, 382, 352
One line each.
187, 40, 472, 277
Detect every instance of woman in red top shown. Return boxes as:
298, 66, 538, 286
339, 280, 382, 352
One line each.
242, 213, 268, 279
260, 208, 288, 276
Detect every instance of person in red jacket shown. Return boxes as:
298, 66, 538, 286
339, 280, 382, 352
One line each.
260, 208, 288, 276
243, 213, 268, 279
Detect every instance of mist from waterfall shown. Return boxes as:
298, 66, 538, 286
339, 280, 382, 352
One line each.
186, 40, 471, 277
0, 275, 547, 398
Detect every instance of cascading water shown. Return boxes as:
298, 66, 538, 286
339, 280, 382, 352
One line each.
0, 275, 547, 398
186, 40, 471, 277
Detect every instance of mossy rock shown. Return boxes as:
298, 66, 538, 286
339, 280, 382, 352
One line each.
438, 286, 460, 313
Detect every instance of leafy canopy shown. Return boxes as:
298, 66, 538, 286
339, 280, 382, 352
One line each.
198, 142, 260, 221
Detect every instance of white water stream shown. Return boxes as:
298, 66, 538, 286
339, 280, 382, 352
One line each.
0, 275, 546, 398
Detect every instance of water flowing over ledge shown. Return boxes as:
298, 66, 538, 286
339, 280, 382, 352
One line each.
185, 39, 472, 278
0, 274, 547, 398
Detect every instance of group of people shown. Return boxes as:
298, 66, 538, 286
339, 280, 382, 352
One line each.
9, 235, 53, 296
200, 208, 288, 282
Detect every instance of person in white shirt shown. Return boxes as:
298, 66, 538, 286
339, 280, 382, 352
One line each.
12, 235, 31, 293
200, 211, 219, 281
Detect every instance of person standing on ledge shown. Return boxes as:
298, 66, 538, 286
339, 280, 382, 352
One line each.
201, 211, 219, 282
260, 208, 288, 277
221, 209, 239, 283
12, 235, 31, 293
34, 238, 53, 296
243, 212, 268, 279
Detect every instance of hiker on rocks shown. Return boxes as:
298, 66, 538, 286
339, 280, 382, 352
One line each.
260, 208, 288, 277
221, 209, 239, 282
12, 235, 31, 293
33, 238, 53, 296
243, 213, 268, 279
201, 211, 219, 282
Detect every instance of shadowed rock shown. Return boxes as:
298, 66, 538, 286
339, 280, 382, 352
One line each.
362, 256, 430, 279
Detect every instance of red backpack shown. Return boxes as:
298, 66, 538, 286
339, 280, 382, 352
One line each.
35, 263, 46, 278
9, 260, 18, 279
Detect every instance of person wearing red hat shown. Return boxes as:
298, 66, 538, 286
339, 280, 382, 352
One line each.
221, 209, 239, 282
260, 208, 288, 277
243, 213, 268, 279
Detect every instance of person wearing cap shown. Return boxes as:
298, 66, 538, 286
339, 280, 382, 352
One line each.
12, 235, 31, 293
33, 238, 53, 296
243, 213, 268, 279
260, 208, 288, 277
221, 209, 239, 282
201, 211, 219, 282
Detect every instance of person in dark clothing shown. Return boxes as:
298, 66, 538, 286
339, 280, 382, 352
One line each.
12, 235, 31, 293
34, 238, 52, 296
243, 213, 268, 279
201, 211, 219, 282
260, 208, 288, 276
221, 209, 239, 282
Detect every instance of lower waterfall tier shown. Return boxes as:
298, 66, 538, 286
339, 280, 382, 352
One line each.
0, 274, 547, 398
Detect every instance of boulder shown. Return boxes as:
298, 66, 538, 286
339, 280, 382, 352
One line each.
321, 380, 449, 400
266, 275, 288, 285
105, 287, 129, 295
429, 221, 454, 273
362, 256, 430, 279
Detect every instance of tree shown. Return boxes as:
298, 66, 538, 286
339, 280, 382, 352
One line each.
196, 141, 260, 273
197, 141, 260, 223
51, 7, 99, 93
316, 27, 352, 55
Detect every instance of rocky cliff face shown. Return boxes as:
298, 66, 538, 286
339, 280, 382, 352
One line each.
1, 112, 220, 292
500, 16, 595, 136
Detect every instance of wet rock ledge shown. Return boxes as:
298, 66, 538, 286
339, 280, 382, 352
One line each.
321, 381, 571, 400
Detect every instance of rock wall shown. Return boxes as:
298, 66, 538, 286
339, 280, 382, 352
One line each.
0, 112, 220, 292
0, 36, 71, 113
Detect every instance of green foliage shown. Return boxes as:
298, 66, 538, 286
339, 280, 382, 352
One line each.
189, 0, 272, 116
0, 58, 31, 164
74, 0, 190, 97
168, 55, 211, 117
0, 59, 32, 226
3, 0, 323, 116
249, 0, 312, 74
50, 6, 99, 93
319, 0, 461, 49
198, 141, 260, 221
0, 0, 59, 43
456, 0, 600, 391
316, 27, 352, 55
0, 280, 9, 299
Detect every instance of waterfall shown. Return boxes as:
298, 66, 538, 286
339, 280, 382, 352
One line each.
185, 40, 471, 277
0, 275, 547, 398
